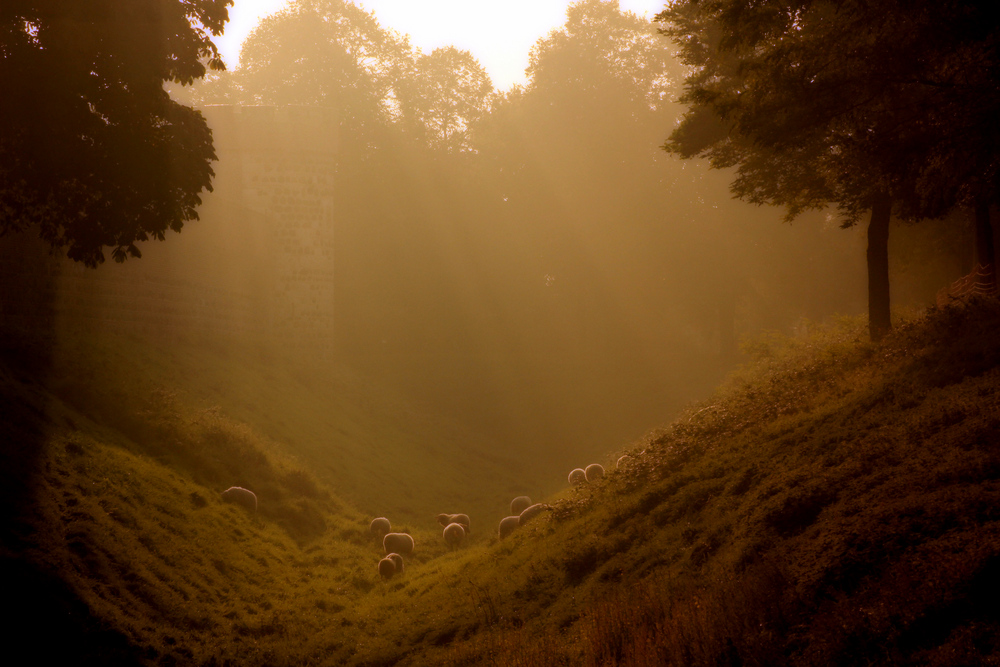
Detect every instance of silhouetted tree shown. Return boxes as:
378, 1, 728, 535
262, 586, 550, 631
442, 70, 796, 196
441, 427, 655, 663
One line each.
195, 0, 414, 152
660, 0, 1000, 340
521, 0, 677, 179
399, 47, 493, 152
492, 0, 763, 359
0, 0, 232, 266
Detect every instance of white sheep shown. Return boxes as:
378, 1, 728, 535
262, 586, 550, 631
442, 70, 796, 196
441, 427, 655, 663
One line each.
443, 522, 466, 548
498, 515, 520, 540
568, 468, 587, 486
436, 513, 471, 533
221, 486, 257, 512
378, 556, 396, 580
370, 517, 391, 538
387, 552, 404, 574
383, 532, 415, 556
585, 464, 605, 483
510, 496, 532, 515
518, 503, 548, 526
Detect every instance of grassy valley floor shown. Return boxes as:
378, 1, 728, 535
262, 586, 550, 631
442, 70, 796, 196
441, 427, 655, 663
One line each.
3, 298, 1000, 665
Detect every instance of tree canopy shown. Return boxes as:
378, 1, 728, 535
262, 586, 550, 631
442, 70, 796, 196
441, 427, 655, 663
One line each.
193, 0, 497, 155
661, 0, 1000, 223
400, 47, 493, 152
1, 0, 233, 266
658, 0, 1000, 338
233, 0, 412, 134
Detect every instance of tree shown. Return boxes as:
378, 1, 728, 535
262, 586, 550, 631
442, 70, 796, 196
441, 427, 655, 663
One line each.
194, 0, 415, 151
1, 0, 232, 266
399, 47, 493, 152
660, 0, 1000, 340
522, 0, 677, 168
472, 0, 765, 362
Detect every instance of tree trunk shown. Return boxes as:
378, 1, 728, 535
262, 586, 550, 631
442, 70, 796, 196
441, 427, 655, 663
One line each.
974, 200, 996, 291
867, 193, 892, 341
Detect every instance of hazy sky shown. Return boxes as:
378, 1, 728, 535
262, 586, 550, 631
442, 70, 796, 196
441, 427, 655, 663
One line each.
215, 0, 666, 90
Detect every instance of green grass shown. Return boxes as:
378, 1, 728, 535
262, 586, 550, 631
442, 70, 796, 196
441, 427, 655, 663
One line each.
4, 298, 1000, 665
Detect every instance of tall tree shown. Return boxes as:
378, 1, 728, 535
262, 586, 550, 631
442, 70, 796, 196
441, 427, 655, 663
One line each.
193, 0, 414, 151
660, 0, 1000, 340
1, 0, 232, 266
399, 47, 493, 152
522, 0, 677, 173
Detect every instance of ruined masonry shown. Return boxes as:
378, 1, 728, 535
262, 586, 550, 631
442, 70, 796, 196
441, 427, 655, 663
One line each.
0, 105, 339, 354
202, 105, 338, 349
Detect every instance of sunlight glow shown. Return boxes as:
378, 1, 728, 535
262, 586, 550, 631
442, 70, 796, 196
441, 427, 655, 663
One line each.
217, 0, 666, 90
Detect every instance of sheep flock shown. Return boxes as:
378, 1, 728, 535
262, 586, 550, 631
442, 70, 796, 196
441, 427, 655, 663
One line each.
216, 454, 619, 587
367, 457, 618, 580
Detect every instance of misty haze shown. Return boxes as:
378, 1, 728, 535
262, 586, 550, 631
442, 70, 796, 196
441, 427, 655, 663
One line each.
2, 1, 999, 665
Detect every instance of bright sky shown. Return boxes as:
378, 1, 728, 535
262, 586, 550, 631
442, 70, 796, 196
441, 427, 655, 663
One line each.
215, 0, 667, 91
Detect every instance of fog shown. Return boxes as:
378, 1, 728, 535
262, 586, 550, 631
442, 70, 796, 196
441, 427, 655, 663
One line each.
4, 3, 997, 665
163, 0, 878, 475
16, 0, 968, 494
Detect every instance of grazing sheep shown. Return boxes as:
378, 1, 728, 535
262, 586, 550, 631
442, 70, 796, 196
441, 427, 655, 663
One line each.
443, 522, 466, 548
498, 515, 520, 540
568, 468, 587, 486
436, 513, 471, 533
518, 503, 548, 526
383, 532, 415, 556
378, 557, 397, 580
221, 486, 257, 512
510, 496, 532, 515
370, 517, 391, 538
585, 464, 605, 483
388, 552, 404, 574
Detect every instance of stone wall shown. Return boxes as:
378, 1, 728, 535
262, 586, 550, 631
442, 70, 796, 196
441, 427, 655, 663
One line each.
1, 105, 339, 354
205, 106, 338, 349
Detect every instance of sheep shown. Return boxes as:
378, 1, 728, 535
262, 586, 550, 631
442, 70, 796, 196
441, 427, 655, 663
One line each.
498, 515, 520, 540
387, 552, 404, 574
568, 468, 587, 486
436, 513, 471, 533
370, 517, 391, 538
510, 496, 532, 515
585, 464, 605, 483
221, 486, 257, 512
383, 532, 415, 556
443, 522, 466, 548
378, 556, 397, 580
518, 503, 549, 526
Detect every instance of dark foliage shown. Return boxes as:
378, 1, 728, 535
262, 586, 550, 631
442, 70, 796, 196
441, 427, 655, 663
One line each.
0, 0, 231, 265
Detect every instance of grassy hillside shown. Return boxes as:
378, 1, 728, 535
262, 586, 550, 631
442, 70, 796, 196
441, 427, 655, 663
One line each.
25, 324, 533, 524
3, 298, 1000, 665
0, 327, 510, 665
355, 298, 1000, 666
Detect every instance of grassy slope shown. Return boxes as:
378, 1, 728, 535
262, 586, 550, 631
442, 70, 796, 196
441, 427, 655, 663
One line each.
44, 326, 529, 524
3, 299, 1000, 665
0, 326, 523, 665
355, 299, 1000, 666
